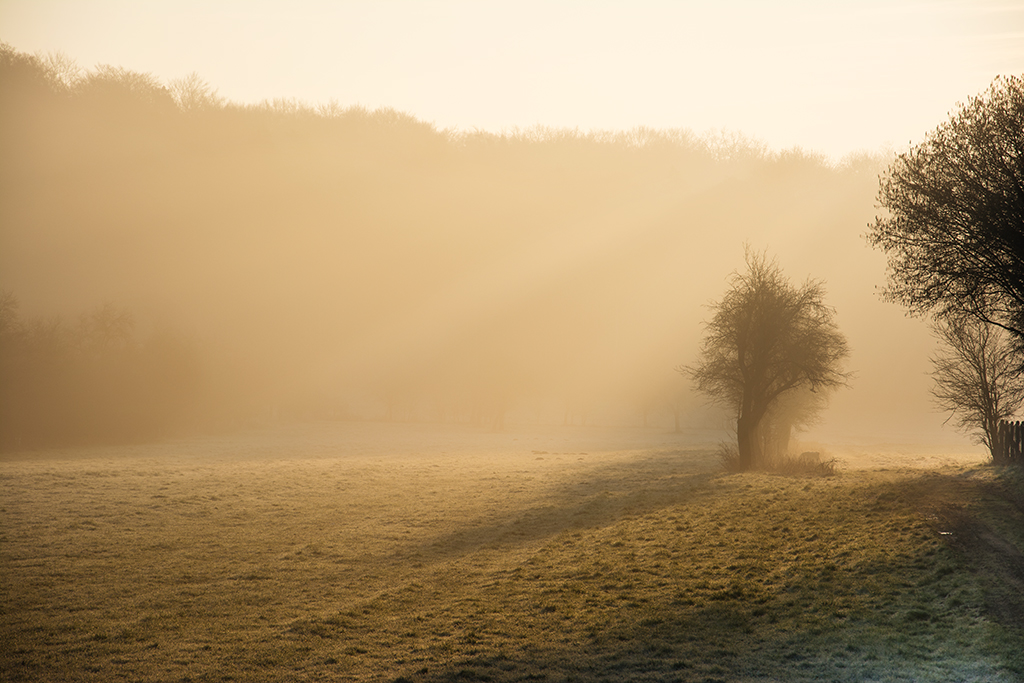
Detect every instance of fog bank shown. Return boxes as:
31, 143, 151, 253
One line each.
0, 44, 948, 447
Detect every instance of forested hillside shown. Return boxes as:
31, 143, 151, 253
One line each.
0, 43, 930, 448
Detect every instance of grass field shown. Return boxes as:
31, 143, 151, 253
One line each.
2, 422, 1023, 682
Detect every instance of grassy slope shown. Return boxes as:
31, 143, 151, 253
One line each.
1, 426, 1022, 682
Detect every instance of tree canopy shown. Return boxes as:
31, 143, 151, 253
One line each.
686, 252, 849, 470
867, 75, 1024, 345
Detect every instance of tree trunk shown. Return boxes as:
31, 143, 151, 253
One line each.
737, 414, 761, 471
986, 424, 997, 463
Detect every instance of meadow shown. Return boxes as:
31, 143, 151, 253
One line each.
2, 422, 1022, 682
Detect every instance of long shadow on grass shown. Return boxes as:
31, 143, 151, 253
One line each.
357, 467, 1023, 683
275, 462, 1023, 682
386, 447, 722, 567
907, 468, 1024, 635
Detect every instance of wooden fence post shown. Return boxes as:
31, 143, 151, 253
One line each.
1012, 421, 1017, 463
1002, 420, 1010, 464
1012, 421, 1018, 463
996, 420, 1009, 464
995, 419, 1024, 465
1011, 421, 1019, 464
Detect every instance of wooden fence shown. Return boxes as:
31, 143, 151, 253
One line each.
993, 420, 1024, 464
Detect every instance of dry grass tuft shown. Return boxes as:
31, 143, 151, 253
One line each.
770, 451, 839, 476
717, 442, 838, 476
716, 441, 742, 472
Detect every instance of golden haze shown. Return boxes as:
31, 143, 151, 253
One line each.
0, 49, 942, 446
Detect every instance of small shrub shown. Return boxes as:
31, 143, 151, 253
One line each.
717, 442, 837, 475
717, 442, 742, 472
770, 452, 838, 477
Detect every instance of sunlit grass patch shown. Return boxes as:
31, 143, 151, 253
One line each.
291, 471, 1017, 681
1, 427, 1021, 681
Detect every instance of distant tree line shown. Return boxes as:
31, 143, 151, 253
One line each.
0, 41, 885, 444
0, 293, 202, 450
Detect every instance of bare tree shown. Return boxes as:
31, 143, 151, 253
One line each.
867, 75, 1024, 348
79, 65, 173, 108
685, 251, 849, 471
760, 385, 828, 463
80, 303, 135, 353
168, 71, 222, 113
930, 316, 1024, 457
38, 50, 80, 92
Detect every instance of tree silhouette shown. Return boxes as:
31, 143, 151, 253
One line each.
867, 75, 1024, 348
685, 251, 849, 471
930, 315, 1024, 458
0, 294, 203, 450
168, 72, 222, 113
760, 385, 828, 462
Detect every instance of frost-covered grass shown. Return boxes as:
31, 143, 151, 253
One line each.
1, 422, 1021, 682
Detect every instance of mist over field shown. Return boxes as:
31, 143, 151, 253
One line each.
0, 43, 945, 450
4, 18, 1024, 681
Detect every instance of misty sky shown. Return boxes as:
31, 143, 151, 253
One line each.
2, 0, 1022, 160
